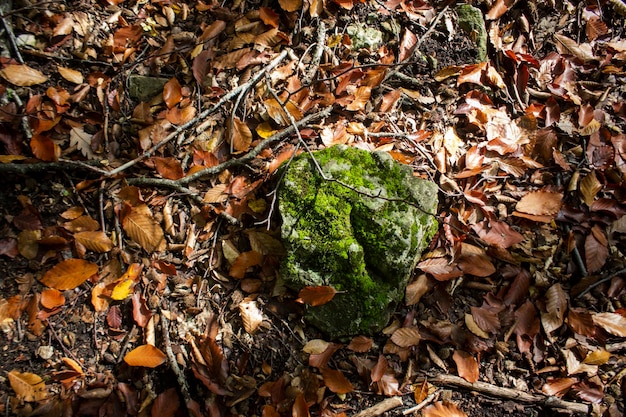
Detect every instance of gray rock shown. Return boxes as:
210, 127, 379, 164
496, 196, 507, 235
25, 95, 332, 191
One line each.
278, 146, 438, 339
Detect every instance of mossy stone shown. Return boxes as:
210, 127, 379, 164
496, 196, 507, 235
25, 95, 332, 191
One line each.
278, 146, 438, 339
456, 4, 488, 63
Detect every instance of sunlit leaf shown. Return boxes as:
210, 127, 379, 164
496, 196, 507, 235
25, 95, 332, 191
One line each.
231, 117, 253, 153
592, 312, 626, 337
0, 64, 48, 86
278, 0, 302, 12
122, 204, 166, 253
390, 327, 421, 347
583, 349, 610, 365
398, 29, 417, 62
453, 350, 479, 383
515, 190, 563, 216
153, 156, 184, 180
405, 274, 432, 306
259, 7, 280, 28
229, 250, 263, 279
8, 370, 47, 401
239, 299, 263, 334
579, 170, 602, 206
296, 286, 337, 307
346, 86, 371, 111
132, 291, 152, 328
74, 231, 114, 253
554, 33, 596, 62
40, 259, 98, 290
69, 126, 95, 159
320, 367, 353, 394
486, 0, 515, 20
542, 377, 577, 397
303, 339, 330, 354
58, 66, 84, 84
563, 349, 598, 376
124, 344, 167, 368
423, 401, 468, 417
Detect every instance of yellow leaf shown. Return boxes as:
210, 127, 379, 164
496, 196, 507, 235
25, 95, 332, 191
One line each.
124, 344, 167, 368
256, 121, 277, 139
8, 370, 47, 402
583, 349, 611, 365
40, 259, 98, 290
0, 64, 48, 86
239, 299, 263, 334
111, 278, 136, 300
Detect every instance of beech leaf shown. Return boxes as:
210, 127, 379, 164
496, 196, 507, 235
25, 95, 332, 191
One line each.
296, 285, 337, 306
122, 204, 166, 253
579, 171, 602, 206
423, 401, 468, 417
74, 231, 114, 253
320, 367, 354, 394
124, 344, 167, 368
163, 77, 182, 109
0, 64, 48, 86
453, 350, 479, 383
239, 299, 263, 334
40, 259, 98, 290
231, 117, 253, 153
592, 312, 626, 337
229, 250, 263, 279
8, 370, 47, 402
390, 327, 421, 347
515, 190, 563, 216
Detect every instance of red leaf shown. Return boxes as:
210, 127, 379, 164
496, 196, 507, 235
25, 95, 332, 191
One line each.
423, 401, 468, 417
131, 291, 152, 328
296, 286, 337, 306
151, 387, 180, 417
292, 392, 309, 417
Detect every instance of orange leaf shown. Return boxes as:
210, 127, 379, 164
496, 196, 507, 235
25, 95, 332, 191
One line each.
0, 64, 48, 86
8, 370, 47, 402
296, 286, 337, 306
390, 327, 421, 347
58, 66, 83, 84
40, 288, 65, 309
40, 259, 98, 290
31, 134, 60, 162
229, 250, 263, 279
579, 171, 602, 207
278, 0, 302, 12
163, 78, 182, 109
515, 190, 563, 216
259, 7, 280, 28
231, 117, 253, 153
423, 401, 468, 417
320, 368, 354, 394
153, 156, 184, 180
346, 86, 371, 111
123, 344, 167, 368
122, 204, 166, 252
74, 231, 114, 253
453, 350, 479, 383
405, 274, 432, 306
485, 0, 515, 20
347, 335, 373, 352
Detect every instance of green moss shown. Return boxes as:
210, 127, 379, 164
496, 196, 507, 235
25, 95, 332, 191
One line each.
279, 146, 438, 338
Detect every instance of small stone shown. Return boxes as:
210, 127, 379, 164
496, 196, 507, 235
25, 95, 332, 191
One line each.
278, 146, 438, 338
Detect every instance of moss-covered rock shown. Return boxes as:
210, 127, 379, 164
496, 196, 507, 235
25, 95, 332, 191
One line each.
455, 4, 488, 63
278, 146, 438, 339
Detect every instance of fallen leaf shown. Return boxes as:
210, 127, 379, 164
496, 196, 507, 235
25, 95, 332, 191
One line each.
163, 78, 182, 109
40, 259, 98, 290
515, 190, 563, 216
303, 339, 330, 354
153, 156, 184, 180
122, 204, 166, 253
541, 283, 568, 335
579, 171, 602, 206
239, 299, 263, 334
423, 401, 468, 417
58, 66, 84, 84
0, 64, 48, 86
390, 327, 421, 347
347, 335, 373, 352
320, 367, 353, 394
74, 231, 114, 253
592, 312, 626, 337
8, 370, 47, 401
453, 350, 479, 383
40, 288, 65, 310
231, 117, 253, 153
542, 377, 578, 397
296, 286, 337, 306
229, 250, 263, 279
405, 274, 432, 306
124, 344, 167, 368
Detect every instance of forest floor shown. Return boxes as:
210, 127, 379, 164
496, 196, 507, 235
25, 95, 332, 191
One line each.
0, 0, 626, 416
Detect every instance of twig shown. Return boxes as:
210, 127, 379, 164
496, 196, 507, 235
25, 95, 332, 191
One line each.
352, 396, 403, 417
576, 266, 626, 298
106, 49, 290, 178
0, 0, 24, 64
402, 390, 440, 415
430, 374, 590, 414
0, 159, 109, 175
301, 21, 326, 86
46, 319, 82, 364
161, 311, 194, 411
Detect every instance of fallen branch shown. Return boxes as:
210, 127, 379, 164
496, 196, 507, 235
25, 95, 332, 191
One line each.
0, 158, 108, 175
352, 396, 403, 417
430, 374, 590, 415
161, 312, 194, 411
402, 390, 440, 415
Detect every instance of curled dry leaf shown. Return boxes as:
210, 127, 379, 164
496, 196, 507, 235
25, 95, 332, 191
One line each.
123, 344, 167, 368
515, 190, 563, 216
8, 370, 47, 402
40, 259, 98, 290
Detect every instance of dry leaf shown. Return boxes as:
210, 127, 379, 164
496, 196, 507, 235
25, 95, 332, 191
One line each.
0, 64, 48, 86
390, 327, 421, 347
74, 231, 114, 253
124, 344, 167, 368
585, 226, 609, 273
583, 349, 610, 365
579, 171, 602, 206
239, 299, 263, 334
453, 350, 479, 383
515, 190, 563, 216
423, 401, 468, 417
231, 117, 253, 153
320, 367, 354, 394
405, 274, 432, 306
346, 86, 371, 111
563, 349, 598, 376
58, 67, 84, 84
40, 259, 98, 290
303, 339, 330, 354
278, 0, 302, 12
592, 312, 626, 337
542, 377, 578, 397
541, 283, 568, 334
554, 33, 596, 62
8, 370, 47, 402
296, 285, 337, 306
229, 250, 263, 279
347, 335, 373, 352
465, 313, 489, 339
40, 288, 65, 310
153, 156, 184, 180
122, 204, 166, 253
163, 77, 182, 109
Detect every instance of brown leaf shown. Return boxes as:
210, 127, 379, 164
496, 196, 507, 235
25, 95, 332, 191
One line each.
503, 269, 530, 306
346, 86, 371, 111
585, 226, 608, 273
398, 29, 417, 62
259, 7, 280, 28
239, 299, 263, 334
153, 156, 184, 180
405, 274, 432, 306
303, 339, 330, 354
231, 117, 253, 153
347, 335, 373, 352
31, 134, 60, 162
296, 286, 337, 307
124, 344, 167, 368
58, 66, 84, 84
0, 64, 48, 86
453, 350, 479, 383
320, 367, 354, 394
470, 305, 500, 334
423, 401, 468, 417
163, 78, 182, 109
554, 33, 596, 62
151, 387, 180, 417
40, 259, 98, 290
131, 291, 152, 328
586, 16, 608, 41
40, 288, 65, 310
390, 327, 421, 347
122, 204, 166, 253
541, 283, 568, 334
278, 0, 302, 12
542, 377, 577, 397
229, 250, 263, 279
457, 254, 495, 277
8, 370, 47, 402
74, 231, 114, 253
465, 313, 489, 339
579, 170, 602, 206
485, 0, 515, 20
592, 312, 626, 337
515, 190, 563, 216
418, 257, 464, 281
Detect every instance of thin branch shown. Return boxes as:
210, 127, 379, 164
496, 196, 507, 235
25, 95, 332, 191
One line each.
0, 158, 109, 175
161, 312, 194, 412
301, 21, 326, 86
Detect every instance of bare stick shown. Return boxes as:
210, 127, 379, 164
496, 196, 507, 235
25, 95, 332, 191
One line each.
402, 391, 440, 415
161, 312, 193, 409
301, 21, 326, 86
352, 396, 403, 417
430, 374, 590, 414
105, 49, 290, 177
